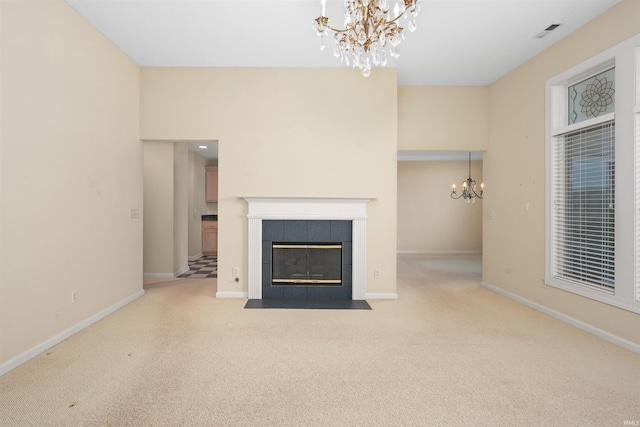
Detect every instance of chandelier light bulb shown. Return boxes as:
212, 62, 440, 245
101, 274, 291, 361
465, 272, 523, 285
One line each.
314, 0, 420, 77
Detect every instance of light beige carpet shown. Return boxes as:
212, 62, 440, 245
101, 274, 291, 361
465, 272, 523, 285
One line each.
1, 254, 638, 426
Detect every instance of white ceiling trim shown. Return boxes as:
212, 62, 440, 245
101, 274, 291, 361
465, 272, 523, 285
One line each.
397, 151, 483, 161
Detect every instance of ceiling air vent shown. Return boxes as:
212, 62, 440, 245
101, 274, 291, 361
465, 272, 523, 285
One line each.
533, 23, 563, 39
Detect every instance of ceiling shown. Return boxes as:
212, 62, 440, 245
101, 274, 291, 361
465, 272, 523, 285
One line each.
65, 0, 620, 86
65, 0, 621, 160
186, 141, 219, 160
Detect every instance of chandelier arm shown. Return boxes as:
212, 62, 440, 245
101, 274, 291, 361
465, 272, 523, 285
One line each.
384, 13, 408, 26
325, 25, 348, 33
470, 188, 483, 199
385, 2, 418, 25
379, 21, 396, 38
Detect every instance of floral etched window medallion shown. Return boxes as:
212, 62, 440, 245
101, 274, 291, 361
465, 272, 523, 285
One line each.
568, 68, 615, 125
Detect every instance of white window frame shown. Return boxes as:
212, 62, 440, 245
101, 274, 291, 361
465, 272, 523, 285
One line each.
545, 35, 640, 314
636, 104, 640, 303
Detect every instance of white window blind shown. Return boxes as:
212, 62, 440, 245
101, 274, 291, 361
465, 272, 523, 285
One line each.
552, 120, 615, 293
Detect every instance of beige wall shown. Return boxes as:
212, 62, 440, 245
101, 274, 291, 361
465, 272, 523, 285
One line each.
0, 0, 142, 367
398, 86, 489, 151
398, 161, 483, 253
143, 142, 175, 275
485, 0, 640, 345
188, 152, 208, 259
143, 141, 190, 276
141, 68, 398, 296
173, 143, 188, 274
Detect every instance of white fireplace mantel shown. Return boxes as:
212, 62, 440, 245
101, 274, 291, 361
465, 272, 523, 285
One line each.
242, 196, 374, 300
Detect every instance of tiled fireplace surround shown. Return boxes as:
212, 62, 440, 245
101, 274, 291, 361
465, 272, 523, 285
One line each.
262, 220, 352, 300
243, 197, 371, 300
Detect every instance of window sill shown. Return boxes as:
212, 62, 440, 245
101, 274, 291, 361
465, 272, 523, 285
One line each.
546, 277, 640, 314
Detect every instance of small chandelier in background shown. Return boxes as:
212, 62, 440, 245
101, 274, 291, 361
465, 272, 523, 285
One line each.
313, 0, 421, 77
451, 152, 484, 203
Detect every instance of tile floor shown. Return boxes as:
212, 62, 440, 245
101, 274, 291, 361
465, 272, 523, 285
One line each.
178, 256, 217, 278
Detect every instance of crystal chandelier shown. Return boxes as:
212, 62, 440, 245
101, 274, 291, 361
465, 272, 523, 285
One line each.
313, 0, 421, 77
451, 153, 484, 203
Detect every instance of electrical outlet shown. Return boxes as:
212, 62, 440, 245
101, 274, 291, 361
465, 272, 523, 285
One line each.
374, 269, 381, 279
71, 290, 78, 304
232, 267, 239, 277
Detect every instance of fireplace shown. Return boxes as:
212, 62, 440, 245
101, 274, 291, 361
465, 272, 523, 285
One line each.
272, 242, 342, 285
242, 196, 372, 300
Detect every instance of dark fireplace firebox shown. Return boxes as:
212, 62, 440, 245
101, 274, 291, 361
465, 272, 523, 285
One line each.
272, 242, 342, 286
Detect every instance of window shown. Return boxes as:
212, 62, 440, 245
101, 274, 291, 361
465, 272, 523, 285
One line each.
568, 68, 616, 125
546, 36, 640, 313
552, 120, 615, 293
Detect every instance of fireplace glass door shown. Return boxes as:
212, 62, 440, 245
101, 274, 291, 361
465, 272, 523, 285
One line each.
272, 242, 342, 286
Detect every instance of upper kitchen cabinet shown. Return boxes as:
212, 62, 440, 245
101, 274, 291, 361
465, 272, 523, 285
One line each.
205, 167, 218, 202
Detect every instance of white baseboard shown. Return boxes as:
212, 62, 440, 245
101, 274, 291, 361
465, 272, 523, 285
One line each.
216, 291, 249, 298
143, 273, 175, 279
481, 281, 640, 355
143, 266, 190, 279
0, 289, 145, 377
365, 292, 399, 300
174, 266, 190, 277
188, 253, 203, 261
